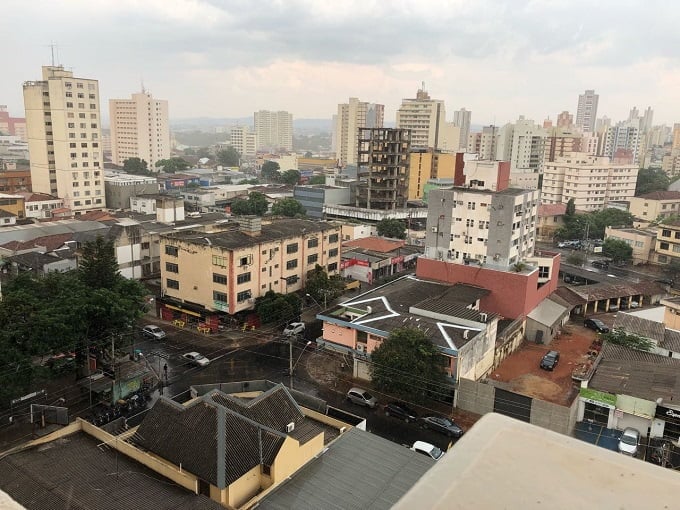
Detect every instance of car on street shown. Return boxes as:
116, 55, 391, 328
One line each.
410, 441, 445, 460
421, 415, 464, 438
539, 350, 560, 371
142, 325, 167, 340
591, 259, 609, 269
346, 387, 378, 408
584, 318, 610, 333
618, 427, 640, 457
384, 402, 418, 422
182, 351, 210, 367
283, 322, 305, 337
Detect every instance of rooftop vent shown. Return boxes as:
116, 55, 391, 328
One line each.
286, 422, 295, 433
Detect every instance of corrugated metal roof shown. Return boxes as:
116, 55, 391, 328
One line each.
527, 299, 569, 327
613, 313, 665, 341
257, 427, 434, 510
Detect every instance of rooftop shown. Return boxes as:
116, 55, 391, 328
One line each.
537, 203, 567, 217
589, 342, 680, 402
636, 190, 680, 201
343, 236, 406, 253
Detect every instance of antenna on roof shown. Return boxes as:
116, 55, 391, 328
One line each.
48, 41, 59, 67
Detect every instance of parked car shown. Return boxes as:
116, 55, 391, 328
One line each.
283, 322, 305, 337
608, 304, 619, 312
539, 350, 560, 371
421, 415, 464, 438
182, 351, 210, 367
618, 427, 640, 457
384, 402, 418, 422
584, 318, 610, 333
346, 387, 378, 408
591, 260, 609, 269
410, 441, 445, 460
655, 278, 674, 287
142, 325, 167, 340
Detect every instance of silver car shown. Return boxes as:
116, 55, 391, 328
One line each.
618, 427, 640, 457
346, 387, 378, 408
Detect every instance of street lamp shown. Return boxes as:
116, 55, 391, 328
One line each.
289, 340, 312, 390
305, 292, 327, 310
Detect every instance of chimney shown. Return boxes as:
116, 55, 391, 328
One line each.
239, 216, 262, 236
463, 330, 470, 340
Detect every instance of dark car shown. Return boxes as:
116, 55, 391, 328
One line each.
591, 259, 609, 269
384, 402, 418, 423
584, 318, 609, 333
421, 415, 464, 438
540, 350, 560, 371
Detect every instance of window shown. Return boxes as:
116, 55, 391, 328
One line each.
68, 122, 75, 128
329, 248, 339, 257
81, 142, 88, 148
237, 272, 251, 284
166, 279, 179, 289
538, 266, 549, 278
66, 102, 73, 108
213, 273, 227, 285
660, 242, 670, 250
70, 143, 76, 148
467, 202, 476, 210
328, 262, 338, 272
165, 245, 178, 256
212, 255, 227, 267
78, 103, 85, 109
307, 238, 319, 248
286, 242, 298, 254
77, 92, 84, 99
662, 229, 671, 237
213, 291, 228, 303
239, 255, 252, 266
286, 259, 298, 270
76, 82, 84, 89
66, 92, 72, 98
237, 290, 252, 302
307, 254, 318, 264
329, 233, 339, 243
165, 262, 179, 273
659, 255, 669, 263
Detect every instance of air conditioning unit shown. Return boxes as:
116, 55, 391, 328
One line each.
286, 422, 295, 433
480, 312, 488, 323
431, 226, 438, 233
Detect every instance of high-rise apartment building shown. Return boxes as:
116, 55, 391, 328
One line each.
109, 91, 170, 170
0, 106, 27, 141
507, 117, 546, 172
542, 153, 638, 211
355, 128, 410, 210
23, 65, 105, 212
556, 111, 573, 128
453, 108, 472, 150
602, 120, 641, 164
229, 126, 257, 158
334, 98, 384, 167
407, 150, 464, 200
254, 110, 293, 152
576, 89, 599, 133
396, 87, 447, 149
467, 126, 497, 160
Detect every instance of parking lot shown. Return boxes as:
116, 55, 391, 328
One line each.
489, 322, 597, 405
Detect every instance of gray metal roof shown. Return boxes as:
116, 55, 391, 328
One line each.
527, 298, 569, 327
256, 427, 434, 510
0, 219, 109, 245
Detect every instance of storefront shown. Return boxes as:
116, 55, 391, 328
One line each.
652, 404, 680, 441
578, 387, 616, 427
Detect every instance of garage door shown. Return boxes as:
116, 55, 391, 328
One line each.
494, 388, 532, 423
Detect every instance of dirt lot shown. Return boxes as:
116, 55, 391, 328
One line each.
489, 322, 598, 405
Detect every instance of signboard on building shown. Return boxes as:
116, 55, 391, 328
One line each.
579, 387, 616, 408
655, 405, 680, 426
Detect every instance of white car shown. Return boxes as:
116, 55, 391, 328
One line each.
283, 322, 305, 337
410, 441, 445, 460
142, 325, 166, 340
618, 427, 640, 457
182, 351, 210, 367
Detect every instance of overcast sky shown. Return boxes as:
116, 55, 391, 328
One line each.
2, 0, 680, 127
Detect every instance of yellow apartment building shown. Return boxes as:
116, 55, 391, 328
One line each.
407, 150, 458, 200
629, 191, 680, 222
160, 217, 341, 315
655, 221, 680, 265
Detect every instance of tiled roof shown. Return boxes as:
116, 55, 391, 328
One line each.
569, 280, 666, 301
637, 191, 680, 200
7, 251, 66, 269
0, 431, 224, 510
613, 313, 665, 342
0, 232, 73, 252
76, 210, 117, 222
663, 329, 680, 353
343, 236, 406, 253
15, 192, 60, 202
553, 286, 587, 306
538, 203, 567, 217
589, 343, 680, 401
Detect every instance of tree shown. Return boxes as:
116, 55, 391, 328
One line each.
602, 238, 633, 263
308, 175, 326, 185
271, 198, 306, 217
231, 192, 269, 216
155, 157, 190, 173
261, 161, 281, 181
370, 327, 447, 403
79, 237, 121, 290
123, 157, 149, 175
601, 330, 654, 352
280, 169, 301, 186
377, 218, 407, 239
566, 252, 586, 266
304, 151, 313, 158
565, 198, 576, 216
305, 265, 345, 307
255, 291, 301, 324
216, 146, 240, 167
635, 168, 670, 196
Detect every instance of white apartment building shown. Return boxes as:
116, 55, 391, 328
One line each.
424, 187, 539, 269
467, 126, 498, 160
602, 120, 641, 164
454, 108, 472, 150
109, 91, 170, 170
576, 89, 599, 133
396, 88, 448, 150
507, 117, 546, 173
542, 153, 639, 211
254, 110, 293, 151
334, 97, 384, 166
23, 65, 105, 212
229, 126, 257, 158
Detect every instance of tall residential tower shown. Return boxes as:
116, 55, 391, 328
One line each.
23, 65, 105, 212
334, 97, 384, 167
576, 89, 599, 133
254, 110, 293, 152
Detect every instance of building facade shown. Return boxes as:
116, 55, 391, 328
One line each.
629, 191, 680, 222
407, 150, 463, 200
396, 88, 447, 150
508, 117, 546, 173
104, 170, 159, 210
109, 91, 171, 170
254, 110, 293, 152
355, 128, 411, 210
453, 108, 472, 150
576, 89, 599, 133
23, 65, 105, 213
159, 218, 341, 315
334, 98, 384, 167
467, 126, 497, 160
655, 221, 680, 266
542, 154, 639, 211
0, 105, 27, 140
228, 126, 257, 158
602, 121, 641, 165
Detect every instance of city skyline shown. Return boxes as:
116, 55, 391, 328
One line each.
2, 1, 680, 125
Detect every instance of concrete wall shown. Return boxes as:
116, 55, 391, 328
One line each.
456, 378, 495, 415
493, 318, 526, 369
529, 396, 578, 435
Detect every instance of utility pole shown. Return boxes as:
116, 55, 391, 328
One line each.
289, 338, 294, 390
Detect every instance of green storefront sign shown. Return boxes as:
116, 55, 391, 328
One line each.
580, 387, 616, 407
